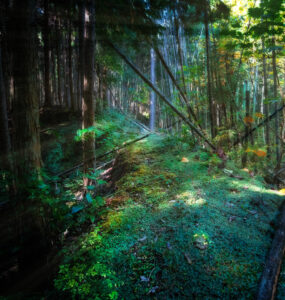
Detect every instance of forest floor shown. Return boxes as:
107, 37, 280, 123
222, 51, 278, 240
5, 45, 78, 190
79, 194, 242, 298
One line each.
53, 117, 285, 299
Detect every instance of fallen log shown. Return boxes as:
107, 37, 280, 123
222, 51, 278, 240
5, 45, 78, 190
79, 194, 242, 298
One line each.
52, 134, 151, 179
154, 47, 198, 123
107, 41, 216, 152
257, 200, 285, 300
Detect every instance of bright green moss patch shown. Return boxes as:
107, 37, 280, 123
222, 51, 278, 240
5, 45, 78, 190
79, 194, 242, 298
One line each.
55, 135, 284, 299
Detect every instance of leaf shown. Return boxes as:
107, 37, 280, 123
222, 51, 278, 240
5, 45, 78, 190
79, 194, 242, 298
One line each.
71, 205, 84, 214
255, 112, 264, 118
86, 193, 93, 203
253, 149, 267, 157
140, 275, 149, 282
87, 185, 96, 190
181, 157, 189, 163
243, 116, 254, 124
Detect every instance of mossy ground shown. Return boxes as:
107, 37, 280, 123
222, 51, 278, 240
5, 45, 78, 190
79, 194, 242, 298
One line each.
55, 134, 285, 299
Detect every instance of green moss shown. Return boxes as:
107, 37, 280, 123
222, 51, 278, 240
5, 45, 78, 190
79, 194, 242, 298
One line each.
56, 134, 284, 299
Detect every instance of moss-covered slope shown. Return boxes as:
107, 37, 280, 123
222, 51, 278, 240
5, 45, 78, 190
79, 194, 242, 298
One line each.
55, 134, 284, 299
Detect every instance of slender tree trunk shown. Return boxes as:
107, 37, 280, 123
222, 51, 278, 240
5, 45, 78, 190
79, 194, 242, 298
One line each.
43, 0, 52, 107
174, 16, 187, 95
82, 0, 96, 187
68, 13, 76, 112
56, 18, 62, 106
149, 48, 156, 131
204, 4, 215, 138
272, 37, 280, 167
262, 38, 270, 155
11, 0, 48, 270
242, 81, 250, 167
78, 0, 85, 113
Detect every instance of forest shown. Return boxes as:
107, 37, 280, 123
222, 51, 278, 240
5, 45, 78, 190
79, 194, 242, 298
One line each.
0, 0, 285, 299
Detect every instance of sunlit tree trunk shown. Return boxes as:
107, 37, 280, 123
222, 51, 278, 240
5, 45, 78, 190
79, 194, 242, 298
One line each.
82, 0, 96, 187
262, 38, 270, 156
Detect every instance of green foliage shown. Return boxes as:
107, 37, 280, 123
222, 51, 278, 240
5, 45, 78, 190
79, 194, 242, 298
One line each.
45, 142, 64, 173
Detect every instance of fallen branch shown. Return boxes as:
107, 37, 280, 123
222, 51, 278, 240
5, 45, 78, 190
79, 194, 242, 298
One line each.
234, 104, 285, 146
108, 88, 151, 132
107, 41, 216, 151
257, 200, 285, 300
52, 134, 151, 179
154, 47, 199, 124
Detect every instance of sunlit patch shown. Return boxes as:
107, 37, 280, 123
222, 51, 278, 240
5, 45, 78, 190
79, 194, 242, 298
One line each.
185, 197, 206, 206
193, 233, 209, 250
181, 157, 189, 163
279, 189, 285, 195
177, 191, 193, 200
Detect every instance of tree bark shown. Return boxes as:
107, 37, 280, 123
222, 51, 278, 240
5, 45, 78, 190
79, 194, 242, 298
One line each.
0, 33, 11, 167
68, 9, 76, 112
272, 37, 280, 167
242, 82, 250, 167
11, 0, 48, 270
56, 18, 62, 106
82, 0, 96, 187
262, 38, 270, 155
43, 0, 52, 107
204, 4, 215, 138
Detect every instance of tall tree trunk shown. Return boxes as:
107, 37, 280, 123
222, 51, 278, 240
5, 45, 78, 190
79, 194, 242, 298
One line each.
82, 0, 96, 187
0, 35, 11, 167
43, 0, 52, 107
56, 18, 62, 106
68, 12, 76, 112
149, 48, 156, 131
11, 0, 48, 270
242, 82, 250, 167
204, 4, 215, 138
174, 16, 187, 95
262, 38, 270, 156
78, 0, 85, 113
272, 37, 280, 167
